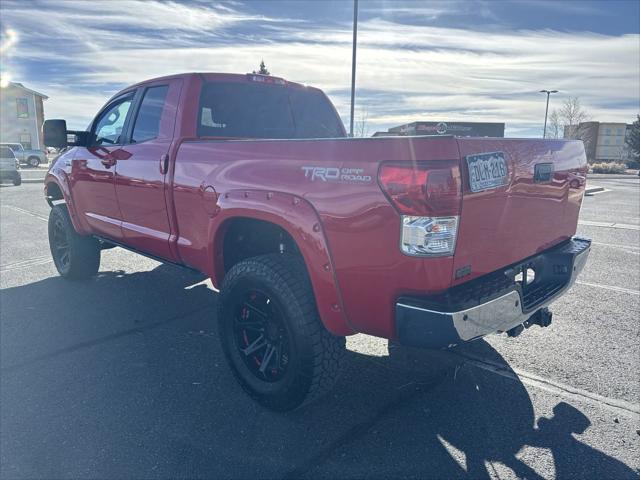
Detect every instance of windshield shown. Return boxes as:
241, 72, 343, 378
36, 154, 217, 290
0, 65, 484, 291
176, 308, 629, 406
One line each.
197, 82, 345, 139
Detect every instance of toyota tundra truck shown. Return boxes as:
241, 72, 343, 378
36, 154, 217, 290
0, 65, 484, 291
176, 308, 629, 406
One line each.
43, 72, 590, 411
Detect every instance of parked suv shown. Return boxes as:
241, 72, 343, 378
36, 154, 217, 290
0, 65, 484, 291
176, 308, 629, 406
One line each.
0, 146, 22, 186
0, 142, 46, 168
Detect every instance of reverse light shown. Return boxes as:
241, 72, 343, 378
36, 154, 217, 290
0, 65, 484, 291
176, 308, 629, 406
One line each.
401, 216, 458, 256
378, 161, 462, 257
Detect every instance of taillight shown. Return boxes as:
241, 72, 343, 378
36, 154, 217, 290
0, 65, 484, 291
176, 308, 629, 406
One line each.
378, 161, 462, 257
378, 161, 461, 216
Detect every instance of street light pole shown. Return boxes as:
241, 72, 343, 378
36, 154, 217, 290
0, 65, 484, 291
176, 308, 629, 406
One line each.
540, 89, 558, 138
349, 0, 358, 137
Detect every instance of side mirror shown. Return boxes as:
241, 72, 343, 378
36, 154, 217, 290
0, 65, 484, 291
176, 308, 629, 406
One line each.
43, 119, 68, 149
43, 119, 90, 148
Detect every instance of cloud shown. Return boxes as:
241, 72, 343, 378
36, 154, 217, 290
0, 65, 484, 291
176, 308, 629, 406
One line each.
1, 1, 638, 135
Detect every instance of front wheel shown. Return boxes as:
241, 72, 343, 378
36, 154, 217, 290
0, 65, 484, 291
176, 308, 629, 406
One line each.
12, 175, 21, 186
48, 204, 100, 279
27, 156, 41, 168
218, 254, 345, 411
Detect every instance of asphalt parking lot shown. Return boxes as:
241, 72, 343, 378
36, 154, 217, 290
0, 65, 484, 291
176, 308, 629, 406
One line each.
1, 178, 639, 479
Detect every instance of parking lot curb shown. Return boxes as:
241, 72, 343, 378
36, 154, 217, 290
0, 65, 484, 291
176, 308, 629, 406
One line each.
22, 178, 45, 184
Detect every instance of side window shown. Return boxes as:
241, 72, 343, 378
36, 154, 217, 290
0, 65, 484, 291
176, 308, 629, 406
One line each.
93, 96, 133, 146
131, 85, 169, 143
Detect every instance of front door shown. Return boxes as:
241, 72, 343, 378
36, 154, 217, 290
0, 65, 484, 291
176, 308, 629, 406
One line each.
70, 93, 134, 241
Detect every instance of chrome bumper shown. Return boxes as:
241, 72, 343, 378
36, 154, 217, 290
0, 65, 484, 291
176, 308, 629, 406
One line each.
395, 237, 591, 349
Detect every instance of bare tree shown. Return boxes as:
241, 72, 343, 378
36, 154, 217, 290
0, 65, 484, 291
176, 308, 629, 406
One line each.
558, 97, 589, 128
558, 97, 595, 157
548, 110, 560, 139
354, 106, 369, 137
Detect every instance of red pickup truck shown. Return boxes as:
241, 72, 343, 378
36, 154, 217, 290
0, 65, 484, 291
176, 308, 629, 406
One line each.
43, 72, 590, 410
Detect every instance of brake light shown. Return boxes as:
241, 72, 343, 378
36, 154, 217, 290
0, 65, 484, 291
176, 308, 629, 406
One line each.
246, 74, 286, 85
378, 162, 461, 216
378, 161, 462, 257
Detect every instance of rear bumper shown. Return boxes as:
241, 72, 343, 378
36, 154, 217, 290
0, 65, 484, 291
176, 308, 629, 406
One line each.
0, 170, 20, 179
395, 236, 591, 349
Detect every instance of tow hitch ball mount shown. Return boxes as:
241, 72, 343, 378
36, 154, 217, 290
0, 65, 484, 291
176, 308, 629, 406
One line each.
506, 307, 553, 338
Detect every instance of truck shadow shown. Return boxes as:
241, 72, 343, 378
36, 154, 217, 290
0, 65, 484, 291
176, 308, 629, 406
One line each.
1, 263, 637, 479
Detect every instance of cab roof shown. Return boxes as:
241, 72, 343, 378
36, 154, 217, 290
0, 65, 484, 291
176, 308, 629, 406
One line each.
126, 72, 309, 91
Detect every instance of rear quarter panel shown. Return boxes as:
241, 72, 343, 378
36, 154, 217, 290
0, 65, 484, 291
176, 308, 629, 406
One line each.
172, 136, 460, 338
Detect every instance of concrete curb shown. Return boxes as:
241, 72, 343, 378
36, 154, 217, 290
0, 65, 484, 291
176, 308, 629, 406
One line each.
588, 173, 639, 179
22, 178, 45, 184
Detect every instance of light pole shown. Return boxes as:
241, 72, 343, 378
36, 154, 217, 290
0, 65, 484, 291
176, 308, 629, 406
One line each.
349, 0, 358, 137
540, 89, 558, 138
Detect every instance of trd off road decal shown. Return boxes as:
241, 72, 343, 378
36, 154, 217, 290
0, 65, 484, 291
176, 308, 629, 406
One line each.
301, 166, 372, 183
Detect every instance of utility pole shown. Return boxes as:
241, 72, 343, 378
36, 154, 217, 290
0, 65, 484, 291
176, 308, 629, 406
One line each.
540, 89, 558, 138
349, 0, 358, 137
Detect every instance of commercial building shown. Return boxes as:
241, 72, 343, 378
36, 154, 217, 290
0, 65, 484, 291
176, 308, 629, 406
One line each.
564, 121, 632, 162
0, 81, 48, 150
379, 121, 505, 138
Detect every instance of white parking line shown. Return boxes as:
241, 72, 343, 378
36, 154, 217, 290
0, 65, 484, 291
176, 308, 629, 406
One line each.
457, 352, 640, 417
591, 241, 640, 251
578, 220, 640, 231
0, 255, 52, 272
575, 280, 640, 296
1, 204, 48, 221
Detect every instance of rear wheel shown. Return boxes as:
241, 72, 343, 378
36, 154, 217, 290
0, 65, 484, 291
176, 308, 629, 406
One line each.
48, 204, 100, 279
27, 156, 40, 168
218, 254, 345, 411
12, 174, 21, 186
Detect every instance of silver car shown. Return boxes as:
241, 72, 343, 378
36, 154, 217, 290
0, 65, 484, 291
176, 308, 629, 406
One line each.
0, 142, 46, 168
0, 146, 22, 186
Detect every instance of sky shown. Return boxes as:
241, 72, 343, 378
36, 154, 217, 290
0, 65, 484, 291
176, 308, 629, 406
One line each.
0, 0, 638, 136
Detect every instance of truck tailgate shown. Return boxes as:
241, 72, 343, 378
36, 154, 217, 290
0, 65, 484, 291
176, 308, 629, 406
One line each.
453, 138, 587, 284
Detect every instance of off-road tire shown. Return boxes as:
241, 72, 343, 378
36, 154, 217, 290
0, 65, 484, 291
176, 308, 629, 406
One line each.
218, 254, 345, 411
48, 204, 100, 280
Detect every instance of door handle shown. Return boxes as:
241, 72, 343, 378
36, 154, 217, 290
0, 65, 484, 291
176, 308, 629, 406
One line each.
160, 154, 169, 174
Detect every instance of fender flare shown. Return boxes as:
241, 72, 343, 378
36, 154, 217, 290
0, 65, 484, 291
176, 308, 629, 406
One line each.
44, 170, 89, 235
209, 189, 354, 336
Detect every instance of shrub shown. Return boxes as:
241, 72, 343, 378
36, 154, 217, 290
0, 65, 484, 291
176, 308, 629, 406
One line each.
625, 159, 640, 169
590, 162, 627, 174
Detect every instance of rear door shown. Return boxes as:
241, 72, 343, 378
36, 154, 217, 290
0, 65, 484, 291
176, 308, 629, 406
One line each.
113, 79, 182, 261
71, 93, 135, 241
453, 138, 587, 284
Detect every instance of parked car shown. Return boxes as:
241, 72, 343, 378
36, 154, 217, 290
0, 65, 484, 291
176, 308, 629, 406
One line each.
0, 146, 22, 186
42, 72, 590, 411
0, 142, 46, 167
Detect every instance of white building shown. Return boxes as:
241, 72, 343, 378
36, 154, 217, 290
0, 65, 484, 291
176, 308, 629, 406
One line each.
0, 81, 48, 150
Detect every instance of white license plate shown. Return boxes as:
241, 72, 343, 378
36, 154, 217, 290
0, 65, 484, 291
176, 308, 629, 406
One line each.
466, 152, 508, 192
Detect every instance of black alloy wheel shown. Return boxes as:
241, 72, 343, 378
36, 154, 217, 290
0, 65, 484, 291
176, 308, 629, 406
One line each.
233, 288, 290, 382
51, 214, 71, 272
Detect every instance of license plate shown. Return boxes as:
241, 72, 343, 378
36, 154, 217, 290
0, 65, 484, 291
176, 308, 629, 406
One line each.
466, 152, 508, 192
